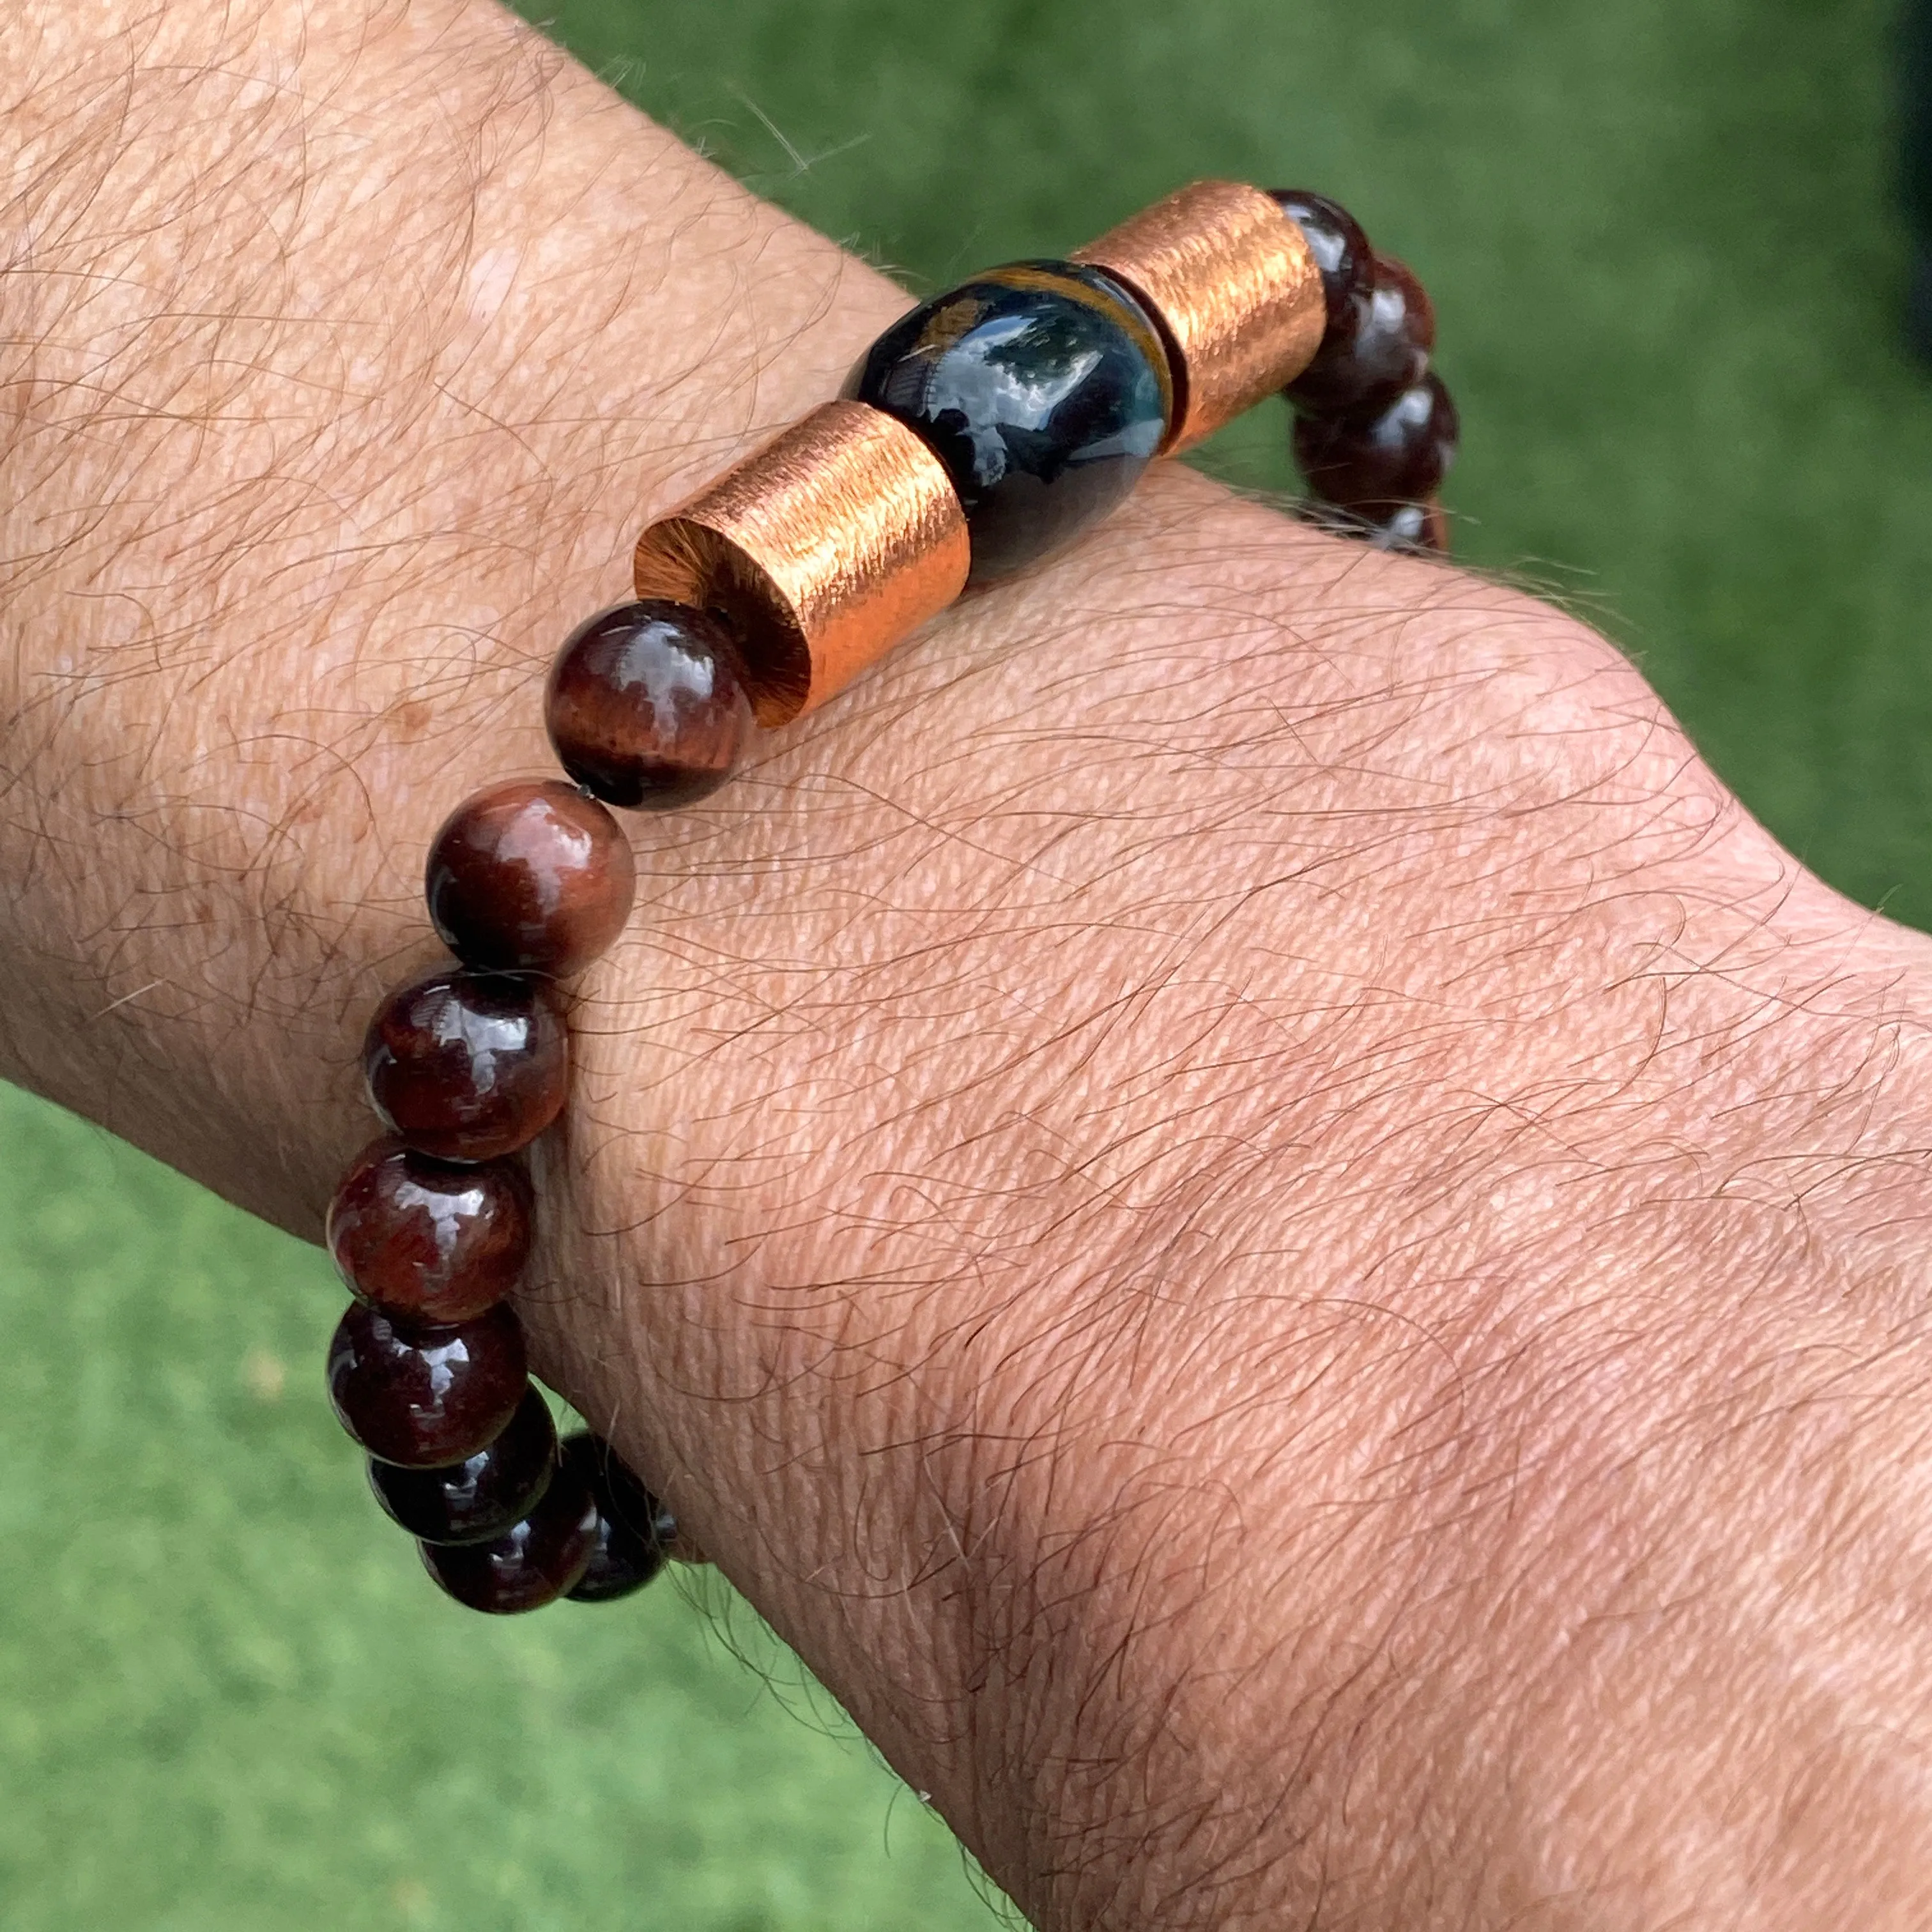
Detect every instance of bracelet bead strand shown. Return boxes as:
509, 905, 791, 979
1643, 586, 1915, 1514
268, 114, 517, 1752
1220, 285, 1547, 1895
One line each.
1269, 187, 1460, 551
319, 178, 1457, 1616
367, 1386, 560, 1545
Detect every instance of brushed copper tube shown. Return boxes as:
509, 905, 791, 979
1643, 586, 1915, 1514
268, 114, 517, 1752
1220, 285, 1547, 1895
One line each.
1074, 180, 1324, 454
633, 401, 970, 725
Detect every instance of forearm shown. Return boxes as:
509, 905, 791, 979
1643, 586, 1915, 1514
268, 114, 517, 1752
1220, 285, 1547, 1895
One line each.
9, 4, 1932, 1928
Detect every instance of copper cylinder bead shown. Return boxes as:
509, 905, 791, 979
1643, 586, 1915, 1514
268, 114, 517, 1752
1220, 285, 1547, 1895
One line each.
632, 399, 971, 726
1073, 179, 1326, 454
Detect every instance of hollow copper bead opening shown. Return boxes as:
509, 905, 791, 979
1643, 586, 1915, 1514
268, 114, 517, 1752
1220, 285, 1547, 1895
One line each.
632, 400, 970, 727
844, 261, 1171, 585
326, 1137, 532, 1325
425, 780, 636, 977
560, 1432, 676, 1603
419, 1453, 601, 1613
545, 602, 756, 809
362, 969, 567, 1164
368, 1386, 558, 1545
1071, 179, 1324, 452
1293, 372, 1460, 512
1267, 189, 1372, 319
1285, 252, 1436, 419
326, 1300, 528, 1469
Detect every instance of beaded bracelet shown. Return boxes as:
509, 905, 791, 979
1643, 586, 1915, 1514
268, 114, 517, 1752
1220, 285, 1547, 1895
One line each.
321, 181, 1455, 1615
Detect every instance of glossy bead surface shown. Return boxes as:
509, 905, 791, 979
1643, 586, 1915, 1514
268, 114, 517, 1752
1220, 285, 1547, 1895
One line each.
1298, 497, 1450, 556
1285, 253, 1435, 418
844, 261, 1171, 583
425, 780, 636, 977
362, 969, 567, 1163
326, 1300, 528, 1468
546, 602, 755, 811
1268, 189, 1372, 319
1293, 373, 1459, 512
560, 1432, 675, 1603
326, 1137, 532, 1324
419, 1454, 600, 1613
368, 1386, 558, 1544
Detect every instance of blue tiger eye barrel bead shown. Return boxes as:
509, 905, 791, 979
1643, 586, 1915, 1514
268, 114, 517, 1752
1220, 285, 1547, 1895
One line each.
842, 261, 1172, 584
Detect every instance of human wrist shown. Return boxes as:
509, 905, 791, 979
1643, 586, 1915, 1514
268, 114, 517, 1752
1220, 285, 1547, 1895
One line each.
528, 433, 1932, 1923
12, 2, 1932, 1928
0, 0, 889, 1203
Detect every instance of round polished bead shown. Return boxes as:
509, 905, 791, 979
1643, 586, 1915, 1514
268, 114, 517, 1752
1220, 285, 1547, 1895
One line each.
425, 779, 636, 977
560, 1432, 675, 1604
326, 1137, 532, 1324
1293, 373, 1459, 512
1298, 498, 1449, 555
419, 1453, 601, 1613
326, 1300, 528, 1469
362, 969, 567, 1164
368, 1386, 558, 1545
1284, 253, 1435, 418
843, 261, 1172, 583
1268, 188, 1372, 319
546, 601, 755, 811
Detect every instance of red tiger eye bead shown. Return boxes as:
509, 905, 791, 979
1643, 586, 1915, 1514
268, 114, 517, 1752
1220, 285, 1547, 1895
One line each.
326, 1300, 528, 1469
1293, 373, 1460, 512
326, 1137, 532, 1324
1285, 252, 1436, 418
1268, 188, 1372, 319
1299, 497, 1451, 556
560, 1432, 676, 1603
418, 1453, 601, 1613
545, 601, 755, 811
425, 779, 636, 978
362, 968, 567, 1163
368, 1386, 558, 1544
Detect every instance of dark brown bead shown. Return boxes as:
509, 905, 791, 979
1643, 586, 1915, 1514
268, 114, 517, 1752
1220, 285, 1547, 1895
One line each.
425, 780, 636, 978
546, 601, 755, 811
368, 1387, 558, 1545
419, 1453, 600, 1613
1293, 372, 1459, 512
362, 969, 567, 1164
1297, 496, 1451, 557
326, 1137, 532, 1324
1285, 253, 1436, 418
1268, 189, 1372, 321
560, 1432, 675, 1604
326, 1300, 528, 1469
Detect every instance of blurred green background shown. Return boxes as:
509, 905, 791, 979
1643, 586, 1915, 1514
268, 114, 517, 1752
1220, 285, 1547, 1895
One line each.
3, 1, 1928, 1926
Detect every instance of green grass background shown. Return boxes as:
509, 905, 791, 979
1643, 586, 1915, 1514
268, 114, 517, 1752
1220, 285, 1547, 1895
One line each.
3, 1, 1928, 1925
